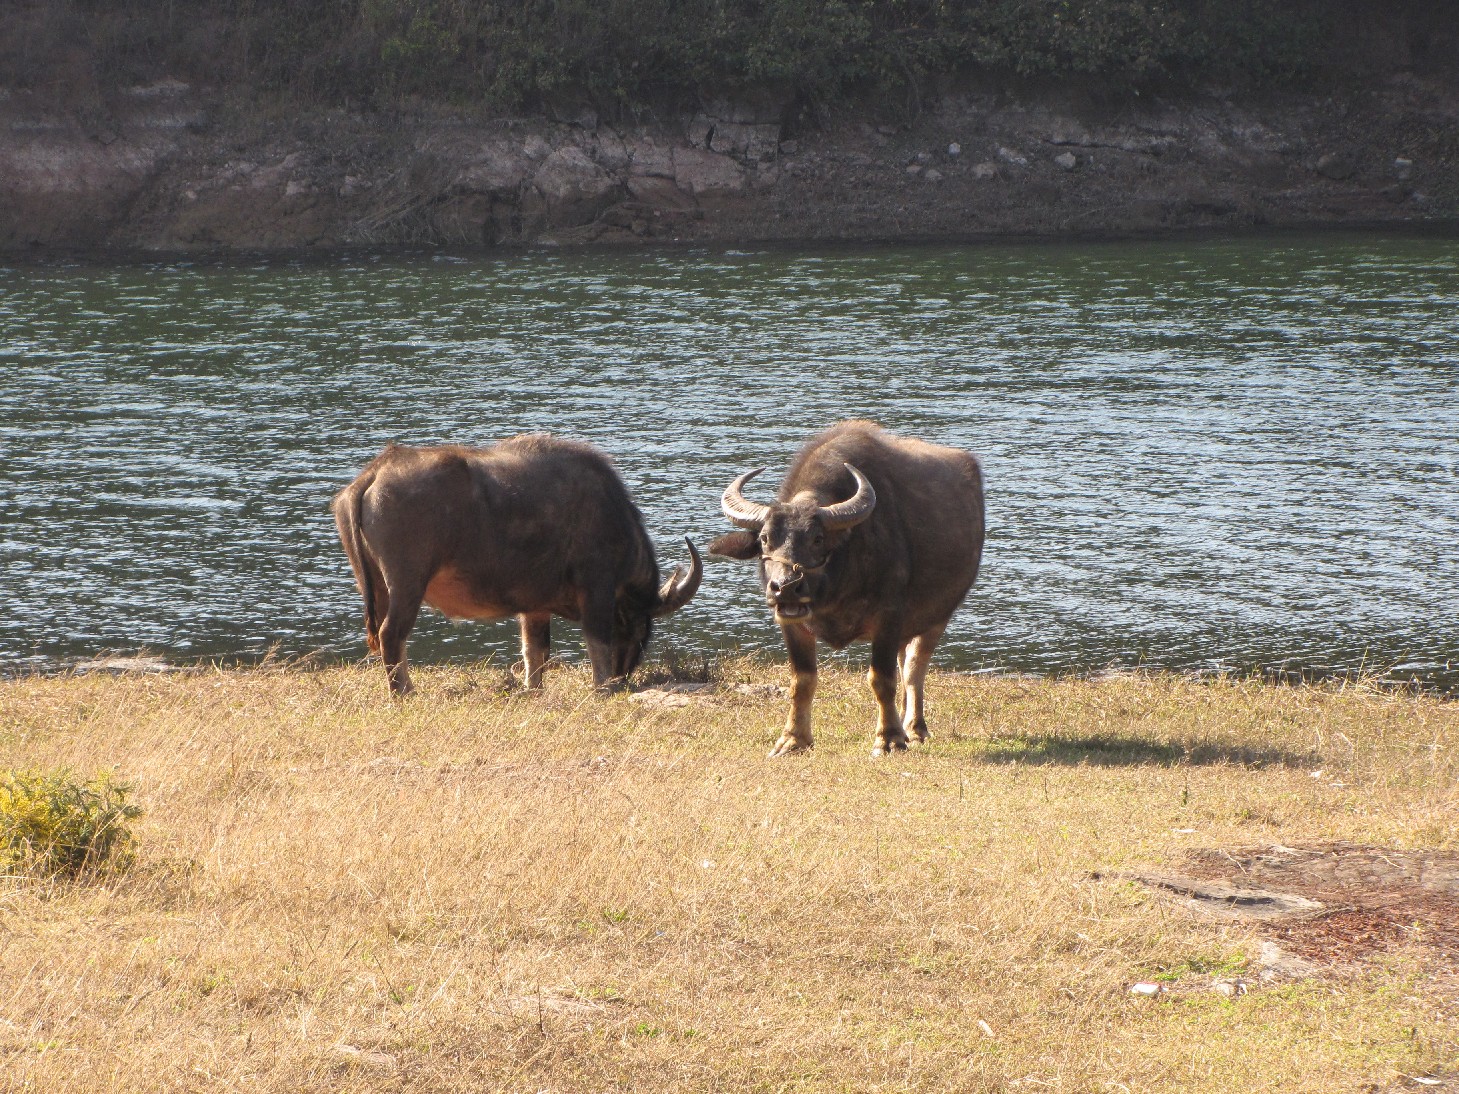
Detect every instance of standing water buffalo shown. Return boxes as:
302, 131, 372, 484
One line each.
710, 421, 984, 757
333, 436, 702, 694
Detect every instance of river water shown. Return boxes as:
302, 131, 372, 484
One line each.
2, 235, 1456, 686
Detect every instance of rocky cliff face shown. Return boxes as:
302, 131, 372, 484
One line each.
2, 75, 1455, 253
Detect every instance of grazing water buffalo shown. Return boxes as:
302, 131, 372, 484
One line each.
710, 421, 984, 757
333, 435, 702, 694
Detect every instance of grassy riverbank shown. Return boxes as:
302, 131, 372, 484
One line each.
3, 660, 1456, 1091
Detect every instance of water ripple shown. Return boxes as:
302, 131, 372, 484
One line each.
1, 235, 1456, 685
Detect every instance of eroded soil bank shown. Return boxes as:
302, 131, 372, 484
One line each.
3, 73, 1457, 253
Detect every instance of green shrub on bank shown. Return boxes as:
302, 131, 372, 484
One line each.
957, 0, 1323, 82
0, 0, 1403, 111
257, 0, 1331, 105
0, 769, 142, 878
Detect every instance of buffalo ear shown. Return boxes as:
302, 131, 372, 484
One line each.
708, 530, 759, 560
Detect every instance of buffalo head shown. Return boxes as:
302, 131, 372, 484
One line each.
613, 536, 703, 678
708, 464, 876, 623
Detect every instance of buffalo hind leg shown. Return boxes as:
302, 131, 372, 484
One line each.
378, 580, 425, 697
869, 630, 908, 756
518, 613, 552, 689
899, 622, 947, 745
770, 623, 817, 757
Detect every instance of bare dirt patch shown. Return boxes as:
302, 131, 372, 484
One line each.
1129, 843, 1459, 968
1190, 843, 1459, 965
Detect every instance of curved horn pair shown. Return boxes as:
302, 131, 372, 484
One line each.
721, 463, 877, 532
654, 537, 703, 616
721, 468, 771, 528
818, 464, 877, 530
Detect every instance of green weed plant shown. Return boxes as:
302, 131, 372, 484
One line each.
0, 769, 142, 878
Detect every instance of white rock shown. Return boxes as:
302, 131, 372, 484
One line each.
1256, 940, 1319, 979
672, 146, 746, 195
76, 654, 173, 674
629, 689, 692, 709
686, 114, 714, 149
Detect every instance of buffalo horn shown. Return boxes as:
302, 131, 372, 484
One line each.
817, 463, 876, 530
654, 537, 704, 616
721, 468, 772, 529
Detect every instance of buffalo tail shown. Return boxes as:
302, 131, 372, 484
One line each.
339, 477, 381, 654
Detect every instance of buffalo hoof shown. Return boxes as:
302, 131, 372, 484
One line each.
906, 721, 929, 745
871, 735, 910, 757
768, 735, 813, 758
595, 678, 633, 695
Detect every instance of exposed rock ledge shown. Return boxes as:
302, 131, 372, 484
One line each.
2, 76, 1456, 253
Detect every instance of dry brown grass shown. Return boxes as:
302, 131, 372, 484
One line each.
2, 659, 1457, 1092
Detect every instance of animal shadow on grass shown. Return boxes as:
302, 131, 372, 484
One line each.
978, 733, 1317, 769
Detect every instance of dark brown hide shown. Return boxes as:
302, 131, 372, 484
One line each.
333, 436, 701, 694
710, 420, 983, 756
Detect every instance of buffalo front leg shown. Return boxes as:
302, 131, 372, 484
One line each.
869, 630, 908, 756
518, 613, 551, 689
579, 585, 624, 690
900, 622, 947, 744
770, 622, 817, 757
